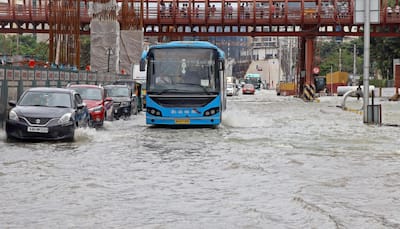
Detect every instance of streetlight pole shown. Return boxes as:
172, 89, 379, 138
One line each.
339, 47, 342, 72
330, 65, 333, 95
106, 47, 113, 73
363, 0, 370, 123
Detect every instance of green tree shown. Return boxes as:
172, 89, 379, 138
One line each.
317, 38, 363, 77
80, 35, 91, 69
0, 35, 48, 61
370, 37, 400, 80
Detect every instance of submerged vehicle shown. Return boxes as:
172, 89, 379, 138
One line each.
5, 87, 89, 141
113, 79, 144, 112
104, 84, 138, 120
66, 84, 112, 127
140, 41, 226, 127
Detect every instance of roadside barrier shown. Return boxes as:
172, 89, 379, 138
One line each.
339, 89, 363, 115
303, 84, 315, 101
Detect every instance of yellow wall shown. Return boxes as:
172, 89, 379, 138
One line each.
279, 82, 296, 91
326, 71, 349, 84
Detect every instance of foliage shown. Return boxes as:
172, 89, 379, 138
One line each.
369, 79, 388, 88
0, 35, 48, 61
316, 38, 363, 77
370, 37, 400, 80
1, 34, 92, 70
318, 36, 400, 81
80, 35, 91, 69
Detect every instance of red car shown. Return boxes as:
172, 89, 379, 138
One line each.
242, 83, 255, 95
67, 84, 112, 127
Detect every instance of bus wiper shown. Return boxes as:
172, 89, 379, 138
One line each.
156, 88, 181, 94
175, 83, 211, 94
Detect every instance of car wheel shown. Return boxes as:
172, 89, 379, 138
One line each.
5, 133, 15, 142
108, 109, 114, 121
87, 117, 92, 128
65, 135, 74, 142
87, 117, 91, 127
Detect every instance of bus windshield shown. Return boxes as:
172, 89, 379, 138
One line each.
147, 48, 219, 94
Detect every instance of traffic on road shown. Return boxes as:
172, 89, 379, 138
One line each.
1, 89, 400, 228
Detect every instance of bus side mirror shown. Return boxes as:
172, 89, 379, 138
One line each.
219, 60, 225, 71
140, 59, 146, 71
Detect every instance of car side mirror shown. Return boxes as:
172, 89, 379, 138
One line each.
140, 59, 146, 71
8, 100, 16, 107
105, 97, 113, 102
77, 104, 85, 109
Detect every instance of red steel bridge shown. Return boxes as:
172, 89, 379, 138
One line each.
0, 0, 399, 85
0, 0, 399, 37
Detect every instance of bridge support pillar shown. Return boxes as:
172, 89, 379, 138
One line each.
90, 19, 120, 74
305, 36, 315, 86
120, 30, 144, 76
90, 0, 120, 73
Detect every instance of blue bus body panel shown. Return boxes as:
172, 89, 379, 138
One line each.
146, 95, 221, 126
143, 41, 225, 60
143, 41, 225, 127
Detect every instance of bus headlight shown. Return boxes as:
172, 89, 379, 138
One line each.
203, 107, 219, 116
146, 107, 162, 116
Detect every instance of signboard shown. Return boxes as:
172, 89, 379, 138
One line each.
21, 70, 28, 80
354, 0, 380, 24
312, 67, 320, 74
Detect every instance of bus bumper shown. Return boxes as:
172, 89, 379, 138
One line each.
146, 116, 221, 126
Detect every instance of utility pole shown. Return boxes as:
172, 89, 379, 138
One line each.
363, 0, 370, 123
353, 44, 357, 85
107, 48, 113, 73
339, 47, 342, 72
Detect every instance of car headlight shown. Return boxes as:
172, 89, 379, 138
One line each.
58, 113, 72, 125
9, 110, 18, 121
121, 101, 130, 106
89, 105, 103, 113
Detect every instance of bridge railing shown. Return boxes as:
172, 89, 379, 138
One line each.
0, 4, 91, 23
1, 1, 400, 34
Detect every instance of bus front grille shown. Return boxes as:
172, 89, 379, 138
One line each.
150, 96, 216, 107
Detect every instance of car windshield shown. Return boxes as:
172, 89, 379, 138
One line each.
71, 87, 102, 100
19, 91, 72, 107
106, 87, 130, 97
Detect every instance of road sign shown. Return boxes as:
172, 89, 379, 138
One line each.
313, 67, 320, 74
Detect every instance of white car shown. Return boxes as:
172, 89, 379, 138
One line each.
226, 83, 235, 96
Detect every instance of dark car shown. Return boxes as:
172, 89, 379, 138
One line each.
104, 85, 138, 120
66, 84, 112, 127
5, 87, 90, 141
113, 79, 143, 112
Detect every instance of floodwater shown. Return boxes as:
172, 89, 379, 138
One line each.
1, 89, 400, 228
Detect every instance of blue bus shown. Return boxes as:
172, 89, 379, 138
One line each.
140, 41, 226, 127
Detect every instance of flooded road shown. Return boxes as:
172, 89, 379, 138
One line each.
1, 90, 400, 228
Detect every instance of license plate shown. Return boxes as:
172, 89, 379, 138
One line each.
27, 126, 49, 133
175, 119, 190, 124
